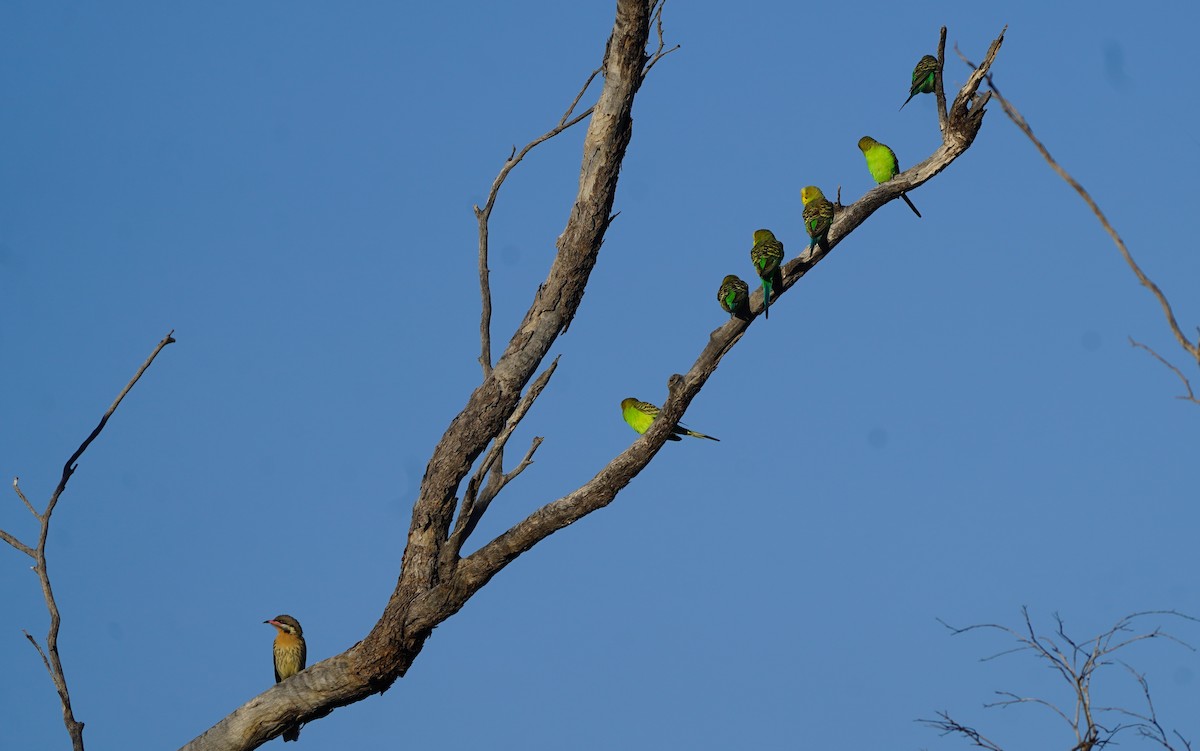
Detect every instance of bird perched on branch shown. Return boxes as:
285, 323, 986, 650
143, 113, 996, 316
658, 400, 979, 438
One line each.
621, 398, 719, 442
716, 274, 750, 319
265, 614, 307, 742
900, 54, 939, 110
857, 136, 921, 218
800, 186, 836, 253
749, 229, 784, 319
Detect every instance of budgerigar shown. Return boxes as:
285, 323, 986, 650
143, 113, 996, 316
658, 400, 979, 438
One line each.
620, 397, 719, 442
857, 136, 921, 218
800, 186, 836, 253
716, 274, 750, 319
749, 229, 784, 319
900, 55, 939, 110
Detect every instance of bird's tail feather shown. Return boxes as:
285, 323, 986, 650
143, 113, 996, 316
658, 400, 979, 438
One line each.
901, 193, 921, 218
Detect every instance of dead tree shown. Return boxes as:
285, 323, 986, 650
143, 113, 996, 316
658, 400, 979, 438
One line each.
4, 3, 1007, 748
922, 609, 1196, 751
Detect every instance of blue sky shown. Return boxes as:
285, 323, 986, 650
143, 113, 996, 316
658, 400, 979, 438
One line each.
3, 1, 1198, 749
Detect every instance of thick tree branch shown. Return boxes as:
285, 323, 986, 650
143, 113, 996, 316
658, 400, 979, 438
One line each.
181, 21, 1008, 750
180, 3, 655, 747
958, 45, 1199, 404
452, 22, 1008, 629
2, 329, 176, 751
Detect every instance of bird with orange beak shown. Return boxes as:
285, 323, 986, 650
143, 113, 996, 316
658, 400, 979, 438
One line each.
264, 614, 306, 742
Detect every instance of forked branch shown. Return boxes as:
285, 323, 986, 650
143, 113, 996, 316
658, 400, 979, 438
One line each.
922, 609, 1197, 751
2, 330, 176, 751
181, 19, 1010, 751
456, 25, 1009, 580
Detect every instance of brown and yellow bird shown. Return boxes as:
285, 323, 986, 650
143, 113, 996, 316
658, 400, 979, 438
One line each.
265, 614, 306, 742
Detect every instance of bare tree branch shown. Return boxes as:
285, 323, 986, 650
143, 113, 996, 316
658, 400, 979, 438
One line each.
957, 46, 1200, 404
935, 26, 949, 135
0, 526, 35, 558
469, 61, 605, 534
14, 476, 38, 518
642, 0, 680, 78
1130, 338, 1200, 405
181, 21, 1009, 749
453, 27, 1008, 585
920, 711, 1007, 751
448, 356, 560, 556
2, 329, 176, 751
927, 610, 1195, 751
181, 3, 657, 745
473, 67, 601, 378
1118, 664, 1194, 751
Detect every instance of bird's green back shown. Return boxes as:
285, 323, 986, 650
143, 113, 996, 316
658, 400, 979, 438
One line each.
911, 55, 938, 94
750, 230, 784, 277
717, 275, 748, 314
859, 137, 899, 184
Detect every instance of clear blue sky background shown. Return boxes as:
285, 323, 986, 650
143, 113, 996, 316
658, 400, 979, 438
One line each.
3, 1, 1198, 749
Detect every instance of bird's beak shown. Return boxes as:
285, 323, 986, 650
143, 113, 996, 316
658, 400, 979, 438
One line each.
264, 619, 278, 626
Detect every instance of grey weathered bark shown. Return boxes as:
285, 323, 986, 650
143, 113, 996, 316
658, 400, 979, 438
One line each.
171, 11, 1007, 751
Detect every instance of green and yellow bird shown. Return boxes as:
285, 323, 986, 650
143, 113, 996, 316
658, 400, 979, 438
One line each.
900, 54, 939, 110
800, 186, 836, 253
265, 614, 307, 742
749, 229, 784, 319
621, 397, 719, 442
716, 274, 750, 319
857, 136, 921, 218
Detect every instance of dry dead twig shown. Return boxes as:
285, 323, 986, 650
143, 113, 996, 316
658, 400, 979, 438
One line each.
922, 609, 1197, 751
2, 330, 176, 751
957, 47, 1200, 405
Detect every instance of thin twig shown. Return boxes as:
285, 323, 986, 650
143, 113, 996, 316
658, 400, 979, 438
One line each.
642, 0, 680, 79
919, 711, 1007, 751
47, 330, 177, 517
927, 610, 1195, 751
448, 356, 560, 555
935, 26, 949, 135
24, 630, 53, 673
957, 48, 1199, 403
468, 66, 603, 510
2, 329, 176, 751
1130, 338, 1199, 404
479, 436, 544, 512
987, 691, 1072, 726
473, 70, 601, 378
14, 476, 38, 518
